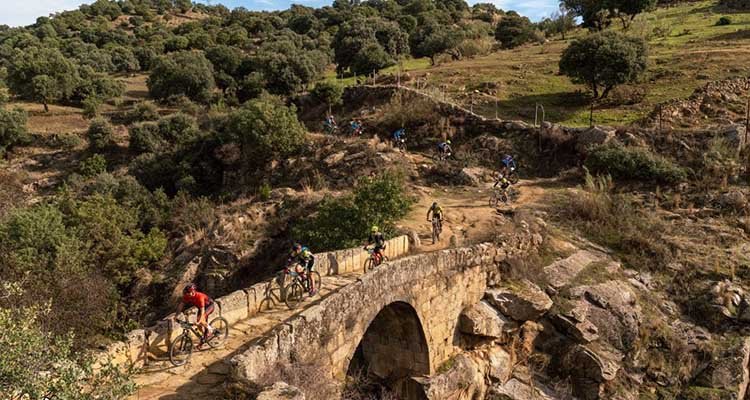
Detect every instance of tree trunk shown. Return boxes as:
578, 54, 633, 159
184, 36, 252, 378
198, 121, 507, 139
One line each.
43, 102, 49, 113
601, 86, 613, 99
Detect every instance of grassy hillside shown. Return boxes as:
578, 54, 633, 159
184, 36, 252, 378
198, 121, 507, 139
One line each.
387, 0, 750, 126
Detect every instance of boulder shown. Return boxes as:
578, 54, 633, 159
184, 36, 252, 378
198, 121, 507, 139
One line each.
487, 379, 555, 400
550, 300, 599, 343
485, 280, 553, 321
569, 280, 641, 351
576, 126, 616, 153
694, 337, 750, 400
562, 343, 624, 400
544, 250, 604, 292
486, 346, 512, 383
257, 382, 305, 400
413, 354, 487, 400
459, 301, 517, 339
459, 167, 493, 185
719, 191, 748, 212
408, 230, 421, 247
719, 124, 747, 151
323, 151, 346, 167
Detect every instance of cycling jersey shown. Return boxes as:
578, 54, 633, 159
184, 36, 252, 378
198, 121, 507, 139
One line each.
182, 291, 213, 309
369, 232, 385, 248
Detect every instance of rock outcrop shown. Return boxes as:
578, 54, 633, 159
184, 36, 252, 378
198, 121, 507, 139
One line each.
485, 280, 553, 322
256, 382, 306, 400
459, 300, 516, 340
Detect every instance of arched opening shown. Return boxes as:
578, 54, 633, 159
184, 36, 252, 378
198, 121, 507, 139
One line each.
346, 301, 430, 400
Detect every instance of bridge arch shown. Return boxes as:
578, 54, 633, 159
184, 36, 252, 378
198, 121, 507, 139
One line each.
346, 301, 430, 398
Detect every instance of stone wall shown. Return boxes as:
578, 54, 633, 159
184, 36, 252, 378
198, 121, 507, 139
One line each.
100, 236, 411, 368
230, 243, 508, 387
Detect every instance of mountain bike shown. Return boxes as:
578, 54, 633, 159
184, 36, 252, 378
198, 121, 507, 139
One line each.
430, 216, 443, 244
284, 264, 322, 310
323, 123, 339, 135
506, 166, 520, 185
489, 187, 510, 208
393, 137, 407, 151
363, 246, 388, 273
169, 315, 229, 367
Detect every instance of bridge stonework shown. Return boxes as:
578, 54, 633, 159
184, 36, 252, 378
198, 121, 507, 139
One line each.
230, 243, 503, 387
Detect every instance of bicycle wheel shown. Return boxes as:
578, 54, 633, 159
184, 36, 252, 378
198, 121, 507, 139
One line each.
364, 258, 373, 273
308, 271, 322, 295
207, 317, 229, 348
284, 281, 304, 309
501, 192, 509, 204
169, 334, 193, 367
489, 194, 499, 208
432, 222, 438, 244
509, 173, 520, 185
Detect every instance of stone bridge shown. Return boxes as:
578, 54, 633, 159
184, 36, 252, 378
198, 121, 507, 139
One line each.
230, 243, 504, 397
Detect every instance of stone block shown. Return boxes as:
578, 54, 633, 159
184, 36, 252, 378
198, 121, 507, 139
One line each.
217, 289, 249, 325
485, 280, 553, 322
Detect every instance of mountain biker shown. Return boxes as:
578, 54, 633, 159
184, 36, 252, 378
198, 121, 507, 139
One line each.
176, 283, 216, 347
426, 202, 444, 224
288, 243, 316, 295
438, 140, 452, 158
393, 128, 405, 142
494, 175, 511, 190
365, 226, 386, 265
324, 115, 337, 132
349, 120, 362, 135
499, 154, 517, 178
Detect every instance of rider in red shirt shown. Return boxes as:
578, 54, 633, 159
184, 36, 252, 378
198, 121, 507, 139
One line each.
176, 283, 215, 344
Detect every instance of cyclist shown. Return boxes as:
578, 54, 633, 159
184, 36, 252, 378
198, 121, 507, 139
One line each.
426, 202, 444, 242
288, 243, 316, 295
365, 226, 386, 265
349, 120, 362, 135
494, 175, 511, 190
499, 154, 517, 178
426, 201, 444, 224
437, 140, 453, 158
176, 283, 216, 347
392, 128, 406, 148
324, 115, 337, 133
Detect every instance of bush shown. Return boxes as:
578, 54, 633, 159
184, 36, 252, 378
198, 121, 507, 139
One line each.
129, 122, 161, 154
82, 96, 102, 119
221, 95, 306, 166
495, 12, 536, 49
0, 285, 136, 399
128, 101, 160, 123
147, 51, 215, 103
292, 171, 413, 251
716, 16, 732, 26
87, 117, 114, 150
157, 112, 198, 144
559, 31, 648, 99
0, 108, 29, 153
46, 132, 82, 150
311, 82, 344, 108
585, 145, 687, 184
79, 154, 108, 177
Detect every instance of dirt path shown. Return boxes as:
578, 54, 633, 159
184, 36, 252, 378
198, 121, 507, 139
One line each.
129, 177, 557, 399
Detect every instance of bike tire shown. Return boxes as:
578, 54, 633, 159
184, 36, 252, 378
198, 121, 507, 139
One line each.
501, 193, 509, 204
509, 173, 520, 185
207, 317, 229, 348
364, 258, 373, 273
432, 225, 437, 244
169, 334, 193, 367
284, 281, 304, 309
308, 271, 322, 295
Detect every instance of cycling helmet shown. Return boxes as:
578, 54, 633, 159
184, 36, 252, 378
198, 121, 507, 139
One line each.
371, 226, 379, 233
183, 283, 197, 294
446, 140, 451, 145
432, 202, 438, 207
292, 242, 302, 251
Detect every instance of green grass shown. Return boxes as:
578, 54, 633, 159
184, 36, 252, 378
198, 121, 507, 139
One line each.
361, 0, 750, 127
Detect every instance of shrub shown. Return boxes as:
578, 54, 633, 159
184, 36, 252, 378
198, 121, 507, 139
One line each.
147, 51, 215, 103
87, 117, 114, 150
292, 171, 413, 251
0, 107, 29, 153
585, 145, 687, 184
82, 96, 102, 119
128, 101, 160, 123
79, 154, 108, 177
157, 112, 198, 145
716, 16, 732, 26
311, 82, 344, 108
0, 285, 136, 399
129, 121, 162, 154
559, 31, 648, 99
495, 11, 535, 49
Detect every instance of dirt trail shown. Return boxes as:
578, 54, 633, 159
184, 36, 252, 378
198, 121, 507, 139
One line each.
128, 176, 557, 399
